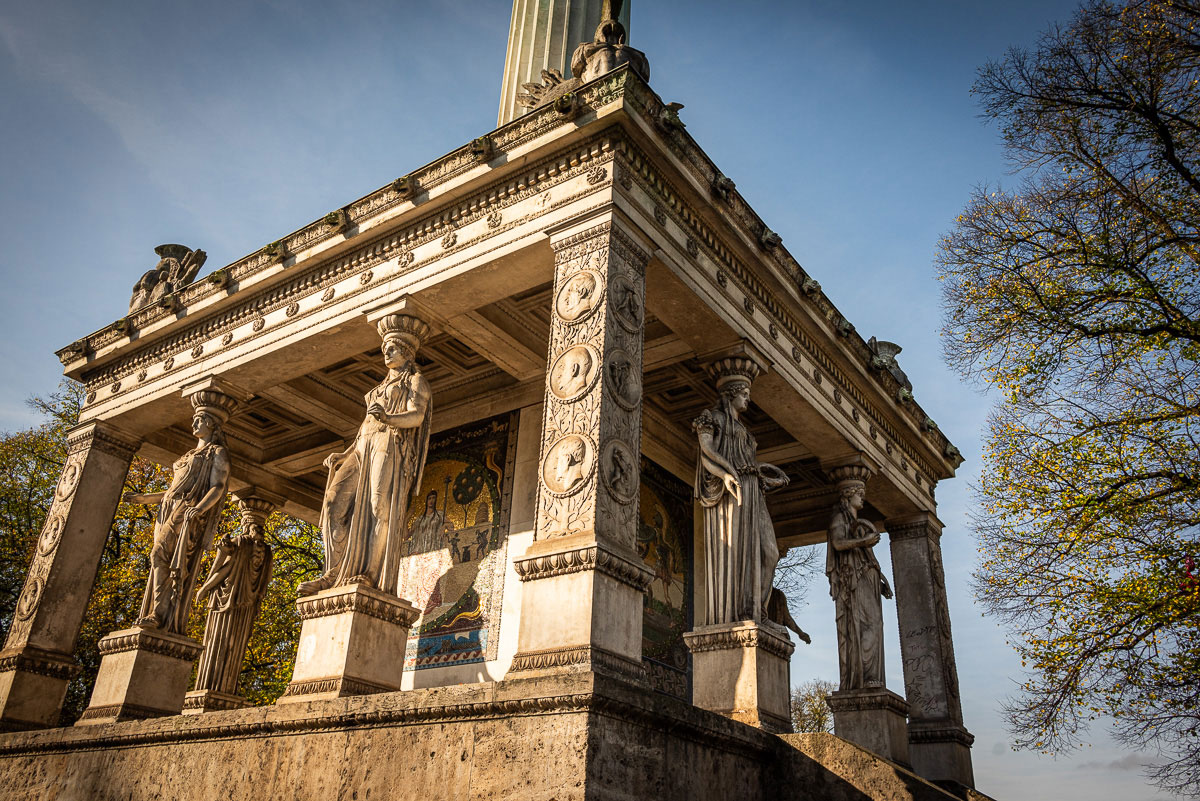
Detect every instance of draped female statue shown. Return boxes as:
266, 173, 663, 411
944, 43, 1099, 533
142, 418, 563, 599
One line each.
298, 313, 432, 597
192, 497, 273, 699
125, 390, 234, 634
826, 470, 893, 689
692, 357, 790, 624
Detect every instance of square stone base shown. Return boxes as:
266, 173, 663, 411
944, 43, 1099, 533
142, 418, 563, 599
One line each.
683, 620, 794, 733
182, 689, 250, 715
277, 583, 418, 704
77, 627, 203, 726
908, 718, 976, 790
827, 687, 911, 767
0, 647, 81, 730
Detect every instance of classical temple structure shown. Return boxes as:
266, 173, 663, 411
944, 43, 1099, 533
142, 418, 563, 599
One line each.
0, 2, 984, 799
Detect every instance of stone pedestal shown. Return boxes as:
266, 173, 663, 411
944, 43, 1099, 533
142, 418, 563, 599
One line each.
510, 537, 652, 681
77, 627, 203, 725
182, 689, 250, 715
0, 646, 81, 731
683, 620, 794, 734
277, 583, 418, 704
827, 687, 911, 767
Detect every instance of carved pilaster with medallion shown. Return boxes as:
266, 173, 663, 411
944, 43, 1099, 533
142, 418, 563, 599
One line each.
0, 420, 140, 730
510, 216, 654, 680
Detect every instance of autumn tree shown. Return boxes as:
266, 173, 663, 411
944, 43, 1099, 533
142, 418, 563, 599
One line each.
790, 678, 836, 734
0, 384, 323, 722
938, 1, 1200, 795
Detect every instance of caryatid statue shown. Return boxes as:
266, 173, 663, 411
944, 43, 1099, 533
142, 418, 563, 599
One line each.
125, 389, 234, 633
692, 356, 791, 624
298, 313, 433, 598
192, 494, 275, 700
826, 465, 893, 690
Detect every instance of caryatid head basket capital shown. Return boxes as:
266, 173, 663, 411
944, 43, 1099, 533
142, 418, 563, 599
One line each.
709, 356, 762, 394
376, 313, 430, 351
189, 388, 239, 426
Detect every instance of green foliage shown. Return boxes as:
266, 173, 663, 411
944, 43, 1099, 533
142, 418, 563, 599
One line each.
790, 678, 836, 734
0, 384, 323, 723
938, 1, 1200, 795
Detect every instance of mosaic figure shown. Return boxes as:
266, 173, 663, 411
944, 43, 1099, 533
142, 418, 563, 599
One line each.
298, 314, 432, 597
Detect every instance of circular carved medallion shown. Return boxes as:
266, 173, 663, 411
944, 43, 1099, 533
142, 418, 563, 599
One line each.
548, 344, 600, 402
600, 440, 637, 504
605, 348, 641, 410
55, 457, 83, 501
251, 318, 265, 332
191, 344, 204, 358
221, 333, 234, 346
609, 274, 642, 332
285, 302, 300, 317
37, 514, 65, 557
164, 356, 175, 370
541, 434, 595, 496
321, 287, 336, 302
359, 270, 374, 286
554, 269, 604, 324
15, 577, 43, 621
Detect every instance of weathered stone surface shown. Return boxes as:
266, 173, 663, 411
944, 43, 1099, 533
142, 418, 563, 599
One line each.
684, 620, 794, 733
0, 672, 966, 800
827, 687, 911, 768
780, 733, 968, 801
279, 583, 418, 703
77, 627, 204, 725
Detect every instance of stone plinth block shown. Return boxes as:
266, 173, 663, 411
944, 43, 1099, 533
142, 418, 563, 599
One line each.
0, 646, 81, 730
182, 689, 250, 715
908, 718, 976, 792
278, 583, 418, 704
510, 537, 652, 682
77, 627, 203, 726
683, 620, 795, 733
827, 687, 911, 767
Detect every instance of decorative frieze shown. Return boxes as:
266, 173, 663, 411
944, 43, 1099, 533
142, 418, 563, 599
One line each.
277, 676, 395, 700
295, 587, 420, 627
96, 630, 203, 661
513, 543, 653, 591
682, 625, 794, 660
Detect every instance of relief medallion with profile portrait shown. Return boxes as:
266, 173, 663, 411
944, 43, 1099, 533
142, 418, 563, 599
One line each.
605, 347, 641, 410
548, 344, 601, 402
541, 434, 596, 496
554, 269, 605, 324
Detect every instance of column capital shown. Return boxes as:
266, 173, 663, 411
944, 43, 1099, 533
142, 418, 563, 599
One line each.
65, 420, 141, 459
699, 338, 773, 381
886, 513, 943, 540
232, 488, 286, 525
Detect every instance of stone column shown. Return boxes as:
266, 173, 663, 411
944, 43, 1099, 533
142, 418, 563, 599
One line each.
825, 462, 911, 767
0, 421, 140, 730
183, 489, 283, 714
510, 215, 653, 681
887, 514, 975, 789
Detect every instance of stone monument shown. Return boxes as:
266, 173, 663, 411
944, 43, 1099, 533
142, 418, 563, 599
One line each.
683, 348, 796, 733
280, 308, 425, 703
183, 490, 281, 714
77, 380, 240, 725
0, 2, 982, 797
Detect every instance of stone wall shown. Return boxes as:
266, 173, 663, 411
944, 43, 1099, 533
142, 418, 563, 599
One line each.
0, 672, 965, 801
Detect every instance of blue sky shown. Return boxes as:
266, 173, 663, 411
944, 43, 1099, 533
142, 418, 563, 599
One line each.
0, 1, 1173, 798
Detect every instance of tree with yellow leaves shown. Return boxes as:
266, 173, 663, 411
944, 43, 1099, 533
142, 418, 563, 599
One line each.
939, 1, 1200, 795
0, 383, 323, 723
